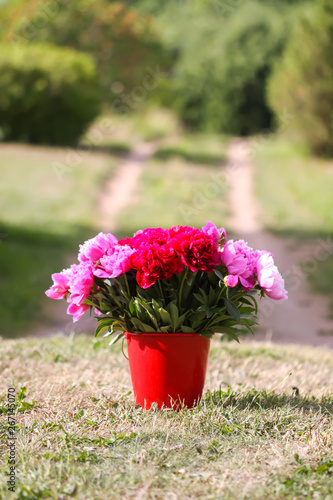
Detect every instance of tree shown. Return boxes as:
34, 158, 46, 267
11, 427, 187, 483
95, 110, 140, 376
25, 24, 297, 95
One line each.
268, 0, 333, 156
0, 0, 165, 102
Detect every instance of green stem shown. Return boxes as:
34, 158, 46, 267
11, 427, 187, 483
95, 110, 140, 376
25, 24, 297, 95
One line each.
158, 280, 164, 300
178, 268, 189, 309
124, 273, 131, 297
217, 284, 226, 303
107, 280, 122, 309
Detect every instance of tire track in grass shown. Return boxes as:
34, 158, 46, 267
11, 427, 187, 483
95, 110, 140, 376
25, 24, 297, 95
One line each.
32, 142, 156, 338
227, 138, 333, 348
97, 142, 156, 232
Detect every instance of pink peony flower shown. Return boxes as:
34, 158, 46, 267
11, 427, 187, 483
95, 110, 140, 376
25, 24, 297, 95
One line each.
67, 302, 90, 322
170, 227, 221, 273
224, 275, 239, 287
256, 251, 288, 300
45, 269, 71, 300
202, 221, 227, 245
221, 240, 257, 289
94, 244, 136, 278
68, 262, 95, 307
78, 232, 118, 264
130, 243, 183, 288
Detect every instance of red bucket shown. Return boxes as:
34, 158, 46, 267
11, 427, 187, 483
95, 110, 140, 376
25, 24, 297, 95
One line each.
124, 332, 211, 410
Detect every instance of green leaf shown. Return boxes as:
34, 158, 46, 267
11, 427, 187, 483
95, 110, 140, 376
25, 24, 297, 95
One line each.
128, 299, 136, 316
169, 302, 179, 331
95, 319, 114, 337
130, 317, 156, 333
225, 299, 241, 323
136, 298, 154, 315
189, 310, 207, 322
239, 306, 255, 314
214, 269, 225, 281
198, 331, 213, 338
205, 307, 215, 318
212, 326, 240, 342
147, 310, 159, 330
160, 325, 171, 333
159, 307, 171, 324
207, 314, 229, 327
193, 293, 206, 305
109, 332, 124, 346
180, 325, 196, 333
176, 312, 188, 330
151, 299, 162, 318
185, 271, 196, 286
103, 325, 114, 337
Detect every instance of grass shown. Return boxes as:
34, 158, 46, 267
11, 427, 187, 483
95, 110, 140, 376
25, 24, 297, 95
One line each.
0, 335, 332, 499
83, 107, 183, 149
153, 133, 228, 166
0, 144, 116, 335
253, 136, 333, 236
0, 107, 229, 336
116, 156, 229, 238
253, 135, 333, 315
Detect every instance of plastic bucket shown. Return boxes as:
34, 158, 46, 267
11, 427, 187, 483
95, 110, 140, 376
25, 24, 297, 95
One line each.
124, 332, 211, 410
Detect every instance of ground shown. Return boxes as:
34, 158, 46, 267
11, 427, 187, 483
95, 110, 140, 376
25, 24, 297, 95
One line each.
0, 335, 332, 499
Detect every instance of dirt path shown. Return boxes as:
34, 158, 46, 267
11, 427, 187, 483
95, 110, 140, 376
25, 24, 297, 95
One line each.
30, 142, 155, 338
97, 142, 156, 232
227, 138, 333, 348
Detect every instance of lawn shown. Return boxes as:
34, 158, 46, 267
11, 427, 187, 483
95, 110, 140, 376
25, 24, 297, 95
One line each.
253, 135, 333, 315
0, 335, 332, 499
253, 137, 333, 236
116, 156, 229, 238
0, 144, 116, 335
0, 111, 229, 337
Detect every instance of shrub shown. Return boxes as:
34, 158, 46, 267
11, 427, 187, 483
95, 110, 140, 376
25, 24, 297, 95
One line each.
145, 0, 306, 135
0, 43, 101, 145
0, 0, 166, 102
267, 0, 333, 156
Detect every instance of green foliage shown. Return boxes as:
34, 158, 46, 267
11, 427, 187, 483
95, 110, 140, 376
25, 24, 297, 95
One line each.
268, 0, 333, 156
144, 0, 305, 135
0, 0, 165, 102
0, 43, 100, 145
92, 267, 259, 343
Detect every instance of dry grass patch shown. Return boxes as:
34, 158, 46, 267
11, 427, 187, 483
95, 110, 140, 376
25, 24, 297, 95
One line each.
0, 335, 332, 499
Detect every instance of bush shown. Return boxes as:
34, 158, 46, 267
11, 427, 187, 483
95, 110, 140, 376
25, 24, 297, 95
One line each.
0, 43, 101, 145
0, 0, 166, 102
146, 0, 306, 135
267, 0, 333, 156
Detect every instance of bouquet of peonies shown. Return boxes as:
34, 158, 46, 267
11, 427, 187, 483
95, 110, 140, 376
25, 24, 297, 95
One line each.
46, 222, 287, 343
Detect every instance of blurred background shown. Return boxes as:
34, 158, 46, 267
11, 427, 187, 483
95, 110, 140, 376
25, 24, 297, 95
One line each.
0, 0, 332, 344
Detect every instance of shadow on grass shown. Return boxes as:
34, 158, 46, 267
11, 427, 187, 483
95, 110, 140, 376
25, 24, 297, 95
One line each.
0, 222, 96, 338
204, 388, 333, 415
266, 227, 333, 317
153, 145, 225, 166
265, 226, 333, 242
79, 141, 132, 157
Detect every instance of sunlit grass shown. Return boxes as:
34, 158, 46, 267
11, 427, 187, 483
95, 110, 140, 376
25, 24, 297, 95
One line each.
0, 144, 116, 235
0, 144, 116, 335
0, 335, 332, 499
253, 135, 333, 315
253, 136, 333, 235
116, 156, 229, 237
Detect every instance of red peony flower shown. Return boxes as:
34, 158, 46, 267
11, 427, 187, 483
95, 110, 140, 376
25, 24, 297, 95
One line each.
169, 227, 221, 273
130, 243, 183, 288
119, 227, 170, 249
